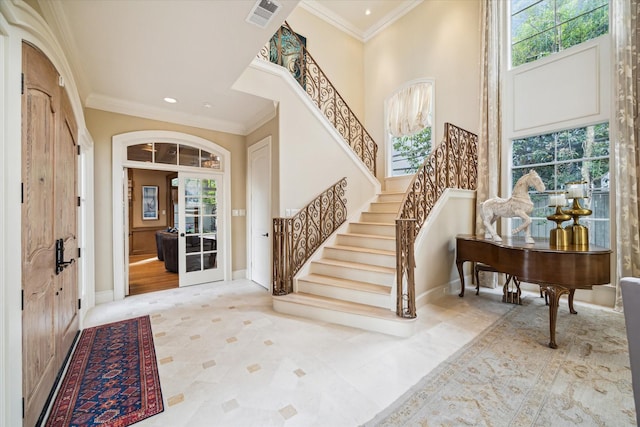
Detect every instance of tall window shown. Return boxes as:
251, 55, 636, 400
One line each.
386, 80, 434, 177
511, 123, 610, 246
511, 0, 609, 67
507, 0, 610, 247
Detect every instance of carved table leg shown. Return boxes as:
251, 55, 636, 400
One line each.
568, 289, 577, 314
546, 285, 570, 349
457, 260, 465, 297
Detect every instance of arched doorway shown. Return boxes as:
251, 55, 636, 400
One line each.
112, 131, 231, 300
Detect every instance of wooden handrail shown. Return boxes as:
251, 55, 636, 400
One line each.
259, 23, 377, 176
272, 178, 347, 295
395, 123, 478, 317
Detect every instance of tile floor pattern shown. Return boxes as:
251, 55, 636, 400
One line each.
83, 280, 516, 427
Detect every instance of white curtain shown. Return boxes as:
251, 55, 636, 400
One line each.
476, 0, 503, 288
612, 0, 640, 311
386, 82, 433, 137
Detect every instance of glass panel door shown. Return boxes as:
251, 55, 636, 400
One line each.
178, 173, 223, 286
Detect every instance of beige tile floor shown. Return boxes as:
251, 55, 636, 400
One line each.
83, 280, 515, 427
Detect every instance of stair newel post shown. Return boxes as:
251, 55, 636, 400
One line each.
272, 218, 285, 295
395, 219, 417, 318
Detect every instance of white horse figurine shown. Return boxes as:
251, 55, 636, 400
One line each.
481, 169, 545, 244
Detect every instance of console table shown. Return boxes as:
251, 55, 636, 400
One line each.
455, 234, 611, 348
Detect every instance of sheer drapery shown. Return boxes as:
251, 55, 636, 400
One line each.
613, 0, 640, 311
476, 0, 503, 288
386, 82, 433, 137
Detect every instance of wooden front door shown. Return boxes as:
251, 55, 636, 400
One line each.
22, 42, 79, 427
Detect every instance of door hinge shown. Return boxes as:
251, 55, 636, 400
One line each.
22, 397, 24, 418
21, 182, 24, 204
77, 196, 81, 207
78, 298, 81, 310
21, 73, 24, 95
21, 289, 24, 311
77, 247, 81, 259
77, 145, 81, 156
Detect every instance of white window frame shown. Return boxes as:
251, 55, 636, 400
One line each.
501, 1, 612, 247
384, 78, 435, 178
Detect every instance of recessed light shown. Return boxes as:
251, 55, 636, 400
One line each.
203, 102, 212, 108
365, 9, 371, 16
164, 97, 177, 104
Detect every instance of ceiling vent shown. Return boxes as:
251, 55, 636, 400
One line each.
246, 0, 281, 28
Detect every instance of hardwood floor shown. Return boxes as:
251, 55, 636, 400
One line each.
128, 253, 178, 296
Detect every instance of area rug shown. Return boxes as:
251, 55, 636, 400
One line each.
365, 297, 636, 426
45, 315, 163, 427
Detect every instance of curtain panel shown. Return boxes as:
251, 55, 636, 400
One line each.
476, 0, 503, 288
386, 82, 433, 137
613, 0, 640, 311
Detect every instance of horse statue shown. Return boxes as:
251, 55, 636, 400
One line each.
481, 169, 545, 244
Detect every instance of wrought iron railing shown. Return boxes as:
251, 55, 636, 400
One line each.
272, 178, 347, 295
395, 123, 478, 317
258, 22, 377, 176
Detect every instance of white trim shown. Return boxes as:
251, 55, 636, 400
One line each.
0, 3, 92, 425
232, 269, 247, 280
299, 0, 424, 42
112, 131, 232, 301
383, 78, 436, 179
95, 290, 115, 306
247, 59, 380, 191
247, 136, 272, 290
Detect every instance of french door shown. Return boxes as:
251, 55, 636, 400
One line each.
178, 172, 223, 286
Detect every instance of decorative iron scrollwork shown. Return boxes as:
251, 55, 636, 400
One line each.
395, 123, 478, 318
259, 22, 377, 177
272, 178, 347, 295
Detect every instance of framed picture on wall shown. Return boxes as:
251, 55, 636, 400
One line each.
142, 185, 158, 220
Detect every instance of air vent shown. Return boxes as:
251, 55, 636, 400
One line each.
246, 0, 281, 28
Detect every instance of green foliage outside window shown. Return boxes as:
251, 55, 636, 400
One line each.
511, 0, 609, 67
391, 127, 432, 176
511, 123, 610, 247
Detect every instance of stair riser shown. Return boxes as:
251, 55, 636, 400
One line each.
324, 247, 395, 269
349, 223, 396, 237
273, 299, 414, 337
336, 235, 396, 252
310, 262, 394, 286
297, 280, 390, 308
360, 212, 397, 223
377, 193, 404, 203
369, 203, 400, 213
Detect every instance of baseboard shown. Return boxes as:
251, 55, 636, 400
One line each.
232, 269, 247, 280
95, 290, 114, 305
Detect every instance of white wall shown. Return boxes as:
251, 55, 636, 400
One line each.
234, 59, 380, 216
413, 190, 476, 306
363, 0, 482, 180
286, 7, 365, 120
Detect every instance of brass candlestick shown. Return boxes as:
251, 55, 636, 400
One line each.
563, 197, 592, 246
547, 205, 572, 247
562, 181, 592, 246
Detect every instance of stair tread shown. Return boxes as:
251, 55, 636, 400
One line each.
338, 232, 395, 241
312, 258, 395, 274
274, 293, 405, 321
299, 273, 391, 294
326, 244, 395, 256
352, 221, 395, 226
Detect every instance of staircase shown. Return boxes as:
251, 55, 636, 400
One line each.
273, 191, 416, 337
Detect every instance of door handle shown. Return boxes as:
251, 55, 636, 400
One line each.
180, 233, 185, 237
262, 233, 269, 237
55, 238, 75, 275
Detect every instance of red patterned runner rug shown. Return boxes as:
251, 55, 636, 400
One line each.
45, 315, 164, 427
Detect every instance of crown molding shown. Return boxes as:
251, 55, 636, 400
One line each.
299, 0, 423, 43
